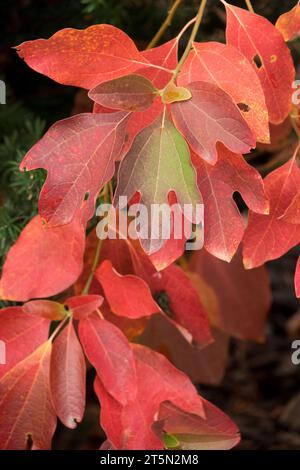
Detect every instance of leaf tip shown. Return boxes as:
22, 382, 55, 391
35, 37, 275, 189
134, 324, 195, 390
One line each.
243, 257, 253, 270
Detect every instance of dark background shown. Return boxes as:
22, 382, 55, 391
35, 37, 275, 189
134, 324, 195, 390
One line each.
0, 0, 300, 450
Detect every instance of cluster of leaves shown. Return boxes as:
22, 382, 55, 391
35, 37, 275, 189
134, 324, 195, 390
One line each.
0, 0, 300, 450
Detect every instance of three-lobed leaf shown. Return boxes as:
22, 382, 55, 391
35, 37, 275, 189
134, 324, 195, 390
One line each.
115, 111, 202, 253
191, 145, 269, 261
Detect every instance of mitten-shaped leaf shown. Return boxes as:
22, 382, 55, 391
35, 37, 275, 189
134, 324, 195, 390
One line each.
78, 312, 137, 405
178, 41, 269, 143
50, 321, 86, 428
224, 1, 295, 124
89, 74, 157, 112
171, 81, 255, 164
20, 112, 128, 226
0, 307, 50, 379
95, 260, 161, 319
0, 215, 85, 302
191, 145, 269, 261
0, 341, 56, 449
16, 25, 148, 89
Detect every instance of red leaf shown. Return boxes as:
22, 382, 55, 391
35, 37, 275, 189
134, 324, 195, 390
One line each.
78, 312, 137, 405
119, 39, 179, 157
0, 341, 56, 449
88, 74, 157, 112
295, 256, 300, 298
20, 112, 128, 226
223, 1, 295, 124
0, 215, 85, 302
65, 295, 103, 320
151, 264, 212, 345
171, 81, 255, 164
178, 41, 269, 143
50, 320, 86, 428
95, 260, 161, 319
0, 307, 50, 379
280, 192, 300, 224
190, 248, 271, 342
23, 300, 67, 321
94, 344, 205, 450
191, 145, 269, 261
139, 39, 178, 88
276, 2, 300, 42
149, 196, 188, 270
243, 148, 300, 268
156, 400, 240, 450
16, 25, 148, 89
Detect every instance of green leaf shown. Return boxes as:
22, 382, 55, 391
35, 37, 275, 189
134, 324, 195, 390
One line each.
115, 110, 202, 253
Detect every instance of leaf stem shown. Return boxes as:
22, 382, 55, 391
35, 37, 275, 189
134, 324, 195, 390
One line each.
147, 0, 183, 49
171, 0, 207, 82
176, 16, 197, 43
244, 0, 254, 13
49, 316, 69, 342
82, 183, 110, 295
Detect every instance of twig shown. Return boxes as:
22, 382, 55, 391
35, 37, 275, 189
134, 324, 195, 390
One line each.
244, 0, 254, 13
82, 183, 110, 295
147, 0, 183, 49
172, 0, 207, 82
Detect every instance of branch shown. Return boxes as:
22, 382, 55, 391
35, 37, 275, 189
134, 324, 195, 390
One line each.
147, 0, 183, 49
172, 0, 207, 81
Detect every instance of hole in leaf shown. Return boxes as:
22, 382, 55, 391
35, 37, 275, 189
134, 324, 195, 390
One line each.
237, 103, 250, 112
64, 305, 70, 311
26, 433, 33, 450
154, 291, 173, 318
253, 54, 263, 69
83, 191, 89, 201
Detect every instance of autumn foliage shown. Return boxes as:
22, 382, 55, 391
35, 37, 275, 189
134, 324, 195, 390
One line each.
0, 1, 299, 450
